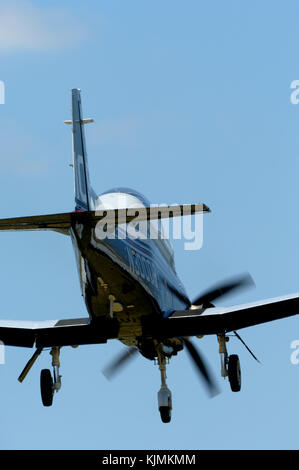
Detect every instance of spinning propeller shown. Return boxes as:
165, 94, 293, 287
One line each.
103, 273, 257, 396
103, 347, 138, 380
191, 272, 254, 307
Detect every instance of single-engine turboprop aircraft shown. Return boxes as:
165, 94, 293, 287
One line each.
0, 89, 299, 423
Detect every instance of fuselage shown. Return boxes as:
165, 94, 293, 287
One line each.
70, 188, 189, 353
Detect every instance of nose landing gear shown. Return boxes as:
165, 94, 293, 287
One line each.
156, 346, 172, 423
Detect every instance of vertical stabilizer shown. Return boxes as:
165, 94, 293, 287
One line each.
65, 88, 95, 211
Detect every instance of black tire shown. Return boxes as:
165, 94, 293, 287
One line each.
159, 406, 171, 423
228, 354, 241, 392
40, 369, 54, 406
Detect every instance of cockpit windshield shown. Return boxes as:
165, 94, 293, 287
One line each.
99, 187, 174, 260
100, 187, 151, 208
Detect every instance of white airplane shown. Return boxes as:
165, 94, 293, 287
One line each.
0, 89, 298, 423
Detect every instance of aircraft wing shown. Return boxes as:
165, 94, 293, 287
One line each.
1, 293, 299, 349
144, 292, 299, 338
0, 317, 119, 348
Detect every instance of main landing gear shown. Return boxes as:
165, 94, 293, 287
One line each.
217, 334, 241, 392
18, 347, 62, 407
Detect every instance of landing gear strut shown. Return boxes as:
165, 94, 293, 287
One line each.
217, 334, 241, 392
40, 347, 62, 407
156, 346, 172, 423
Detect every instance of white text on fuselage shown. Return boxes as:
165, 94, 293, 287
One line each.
126, 247, 158, 288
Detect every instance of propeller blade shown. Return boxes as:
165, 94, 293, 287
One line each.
233, 330, 261, 363
183, 338, 219, 397
167, 284, 191, 307
102, 347, 138, 380
192, 273, 255, 307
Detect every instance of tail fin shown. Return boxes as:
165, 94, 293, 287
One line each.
65, 88, 96, 211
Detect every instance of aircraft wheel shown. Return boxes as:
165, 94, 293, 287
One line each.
40, 369, 54, 406
159, 406, 171, 423
228, 354, 241, 392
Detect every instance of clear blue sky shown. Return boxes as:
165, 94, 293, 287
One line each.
0, 0, 299, 450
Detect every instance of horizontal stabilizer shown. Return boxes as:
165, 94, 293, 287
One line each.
0, 213, 72, 233
0, 204, 210, 233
